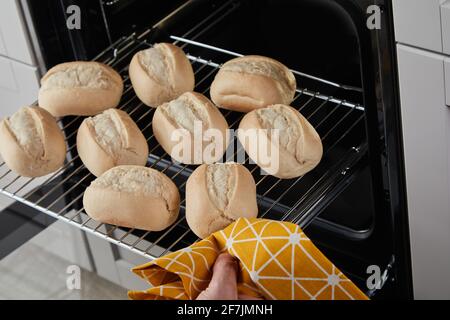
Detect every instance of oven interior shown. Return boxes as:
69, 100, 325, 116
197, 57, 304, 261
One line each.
0, 0, 400, 298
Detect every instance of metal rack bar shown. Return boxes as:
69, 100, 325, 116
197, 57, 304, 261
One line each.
57, 193, 83, 215
260, 115, 364, 221
45, 173, 92, 211
20, 155, 80, 198
0, 169, 11, 179
12, 177, 36, 196
1, 175, 22, 190
171, 35, 364, 94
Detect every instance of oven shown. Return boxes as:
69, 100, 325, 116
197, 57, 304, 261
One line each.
0, 0, 413, 299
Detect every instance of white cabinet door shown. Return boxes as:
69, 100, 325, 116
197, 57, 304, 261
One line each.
397, 44, 450, 299
0, 55, 39, 119
29, 221, 94, 272
85, 229, 150, 291
0, 0, 35, 65
393, 0, 444, 53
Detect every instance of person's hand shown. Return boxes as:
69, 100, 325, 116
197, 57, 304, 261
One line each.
197, 252, 262, 300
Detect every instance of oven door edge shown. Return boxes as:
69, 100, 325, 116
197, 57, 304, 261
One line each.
329, 0, 413, 299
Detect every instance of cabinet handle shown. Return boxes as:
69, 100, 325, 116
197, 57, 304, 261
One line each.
445, 58, 450, 107
441, 0, 450, 55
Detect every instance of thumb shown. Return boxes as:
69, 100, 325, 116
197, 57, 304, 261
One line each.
197, 252, 238, 300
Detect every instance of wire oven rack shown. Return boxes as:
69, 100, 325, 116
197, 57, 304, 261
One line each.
0, 2, 367, 260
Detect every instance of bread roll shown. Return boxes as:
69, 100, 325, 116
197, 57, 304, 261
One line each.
186, 163, 258, 238
0, 106, 66, 177
76, 109, 149, 177
238, 104, 322, 179
210, 55, 296, 112
83, 165, 180, 231
152, 92, 229, 164
38, 61, 123, 117
129, 43, 195, 107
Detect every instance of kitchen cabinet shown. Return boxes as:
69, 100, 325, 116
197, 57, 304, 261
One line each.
0, 0, 35, 65
396, 44, 450, 299
29, 221, 94, 272
0, 0, 97, 283
0, 55, 39, 118
393, 0, 447, 54
85, 228, 150, 290
0, 0, 41, 120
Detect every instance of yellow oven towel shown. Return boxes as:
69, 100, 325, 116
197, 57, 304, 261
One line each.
128, 218, 368, 300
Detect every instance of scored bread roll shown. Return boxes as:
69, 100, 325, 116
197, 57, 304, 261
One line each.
210, 55, 296, 112
238, 104, 322, 179
0, 106, 66, 177
83, 165, 180, 231
129, 43, 195, 107
152, 92, 229, 164
76, 108, 149, 177
186, 163, 258, 238
38, 61, 124, 117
